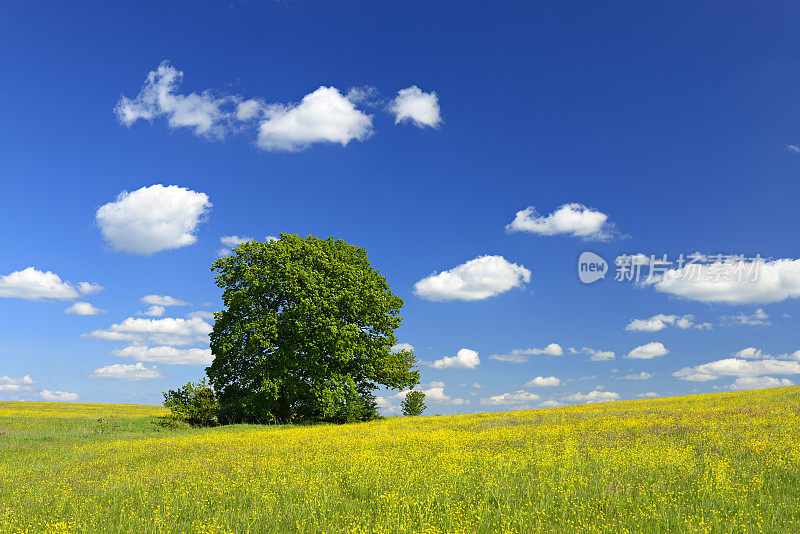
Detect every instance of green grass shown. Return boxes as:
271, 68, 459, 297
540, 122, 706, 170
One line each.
2, 388, 800, 533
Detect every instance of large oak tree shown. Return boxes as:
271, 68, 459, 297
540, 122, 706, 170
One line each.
207, 234, 419, 423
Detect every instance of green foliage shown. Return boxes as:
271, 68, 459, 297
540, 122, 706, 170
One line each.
207, 234, 419, 424
162, 379, 219, 427
401, 390, 427, 416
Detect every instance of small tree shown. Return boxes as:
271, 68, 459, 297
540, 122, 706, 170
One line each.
401, 390, 426, 416
162, 379, 219, 427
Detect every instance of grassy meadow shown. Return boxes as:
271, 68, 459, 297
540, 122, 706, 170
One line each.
1, 388, 800, 533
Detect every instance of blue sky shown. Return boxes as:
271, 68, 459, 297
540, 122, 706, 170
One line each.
2, 1, 800, 412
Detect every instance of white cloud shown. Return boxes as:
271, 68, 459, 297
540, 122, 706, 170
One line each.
388, 86, 442, 128
625, 314, 700, 332
626, 342, 669, 360
141, 295, 188, 307
186, 310, 215, 321
481, 390, 540, 406
0, 375, 34, 385
506, 203, 618, 240
431, 348, 479, 369
115, 61, 233, 138
90, 362, 164, 381
570, 347, 616, 361
424, 386, 468, 405
96, 184, 211, 256
65, 302, 105, 316
491, 343, 562, 363
622, 372, 653, 380
377, 382, 467, 409
345, 86, 379, 106
729, 376, 794, 390
674, 358, 800, 382
257, 87, 373, 151
525, 376, 561, 387
0, 375, 35, 392
0, 267, 101, 301
112, 345, 213, 365
391, 342, 414, 353
732, 347, 767, 359
414, 255, 531, 301
217, 235, 255, 257
564, 390, 620, 403
78, 282, 104, 296
721, 308, 770, 326
141, 305, 165, 317
645, 258, 800, 304
539, 400, 561, 408
235, 99, 263, 121
638, 392, 659, 398
787, 144, 800, 153
40, 390, 79, 402
116, 62, 435, 153
86, 316, 212, 346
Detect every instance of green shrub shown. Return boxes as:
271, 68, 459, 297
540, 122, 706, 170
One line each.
162, 379, 219, 427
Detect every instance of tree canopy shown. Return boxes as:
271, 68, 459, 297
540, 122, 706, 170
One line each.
207, 234, 419, 424
401, 390, 426, 416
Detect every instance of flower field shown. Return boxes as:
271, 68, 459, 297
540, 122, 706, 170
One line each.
1, 387, 800, 533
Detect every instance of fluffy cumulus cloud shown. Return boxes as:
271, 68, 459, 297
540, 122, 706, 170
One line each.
0, 267, 102, 301
431, 348, 480, 369
525, 376, 561, 387
732, 347, 768, 359
90, 362, 164, 381
481, 390, 540, 406
626, 342, 669, 360
115, 61, 234, 138
0, 375, 35, 392
141, 295, 188, 307
570, 347, 616, 361
257, 87, 374, 151
116, 61, 441, 152
674, 354, 800, 382
111, 345, 213, 365
96, 185, 212, 256
506, 203, 618, 240
625, 314, 707, 332
729, 376, 794, 390
388, 86, 442, 128
491, 343, 562, 363
564, 390, 621, 404
645, 258, 800, 304
40, 390, 79, 402
414, 255, 531, 301
0, 376, 77, 401
638, 392, 659, 398
65, 302, 105, 316
142, 305, 165, 317
85, 316, 212, 346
